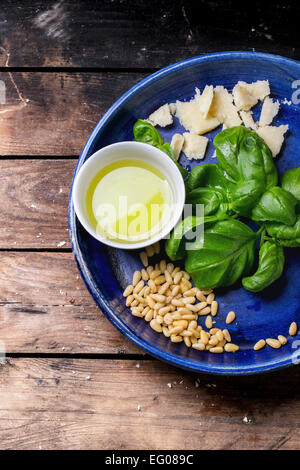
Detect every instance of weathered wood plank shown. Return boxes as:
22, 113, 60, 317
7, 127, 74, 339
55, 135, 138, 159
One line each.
0, 358, 300, 450
0, 1, 300, 68
0, 160, 74, 249
0, 252, 140, 354
0, 71, 144, 155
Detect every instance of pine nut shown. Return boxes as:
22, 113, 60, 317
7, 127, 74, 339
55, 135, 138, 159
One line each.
182, 271, 190, 280
140, 251, 148, 267
131, 300, 138, 307
133, 294, 146, 304
150, 269, 161, 280
209, 335, 219, 346
169, 326, 184, 335
167, 263, 174, 273
206, 293, 215, 304
174, 271, 183, 285
147, 265, 154, 275
173, 320, 188, 329
211, 301, 218, 316
172, 267, 181, 277
144, 309, 153, 322
289, 322, 298, 336
132, 271, 142, 287
266, 338, 281, 349
156, 315, 164, 324
200, 330, 209, 345
210, 346, 223, 354
192, 342, 205, 351
216, 330, 224, 342
126, 294, 134, 307
223, 329, 231, 342
145, 245, 154, 257
183, 289, 195, 297
159, 305, 171, 316
182, 296, 196, 305
188, 320, 198, 330
171, 335, 183, 343
254, 339, 266, 351
210, 328, 219, 335
147, 296, 156, 309
153, 241, 160, 254
123, 285, 133, 297
151, 293, 166, 303
164, 270, 173, 284
141, 269, 149, 281
150, 319, 162, 333
226, 311, 236, 324
171, 285, 181, 297
198, 306, 211, 316
196, 290, 207, 302
133, 280, 144, 294
131, 308, 144, 318
178, 307, 193, 315
181, 330, 193, 337
172, 298, 185, 307
148, 279, 157, 293
278, 335, 288, 345
182, 314, 197, 320
205, 315, 213, 329
224, 343, 239, 352
184, 336, 192, 347
154, 302, 165, 310
163, 326, 171, 337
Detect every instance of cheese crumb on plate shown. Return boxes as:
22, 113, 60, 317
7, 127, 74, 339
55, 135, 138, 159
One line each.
148, 103, 173, 127
183, 132, 208, 160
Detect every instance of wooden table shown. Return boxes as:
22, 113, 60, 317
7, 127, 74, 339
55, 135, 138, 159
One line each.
1, 1, 300, 450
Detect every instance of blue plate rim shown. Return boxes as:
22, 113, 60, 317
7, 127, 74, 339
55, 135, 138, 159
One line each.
69, 51, 300, 375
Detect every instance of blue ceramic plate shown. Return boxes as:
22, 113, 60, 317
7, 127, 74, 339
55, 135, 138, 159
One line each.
69, 52, 300, 375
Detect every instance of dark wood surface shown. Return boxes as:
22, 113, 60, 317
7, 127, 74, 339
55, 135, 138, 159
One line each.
0, 0, 299, 450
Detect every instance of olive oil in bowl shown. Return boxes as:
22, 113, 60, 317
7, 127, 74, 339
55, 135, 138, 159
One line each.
86, 159, 173, 243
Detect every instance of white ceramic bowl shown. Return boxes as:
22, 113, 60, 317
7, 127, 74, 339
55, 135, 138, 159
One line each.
72, 141, 185, 249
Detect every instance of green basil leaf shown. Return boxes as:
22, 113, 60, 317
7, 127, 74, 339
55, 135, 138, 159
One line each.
156, 142, 188, 179
277, 238, 300, 247
281, 167, 300, 207
229, 179, 265, 217
242, 240, 285, 292
186, 187, 228, 216
133, 119, 163, 146
185, 163, 230, 193
252, 186, 297, 226
214, 126, 278, 189
165, 214, 228, 261
266, 213, 300, 240
185, 219, 258, 289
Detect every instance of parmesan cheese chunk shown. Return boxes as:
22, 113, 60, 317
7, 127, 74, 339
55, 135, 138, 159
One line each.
175, 90, 220, 135
233, 84, 258, 111
196, 85, 214, 118
233, 80, 270, 110
257, 125, 288, 157
148, 104, 173, 127
170, 133, 184, 160
259, 97, 280, 127
182, 132, 208, 160
240, 111, 257, 130
210, 86, 242, 128
239, 80, 270, 100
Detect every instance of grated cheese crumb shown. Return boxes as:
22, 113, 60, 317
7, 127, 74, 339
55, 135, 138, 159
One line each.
196, 85, 214, 118
175, 89, 220, 134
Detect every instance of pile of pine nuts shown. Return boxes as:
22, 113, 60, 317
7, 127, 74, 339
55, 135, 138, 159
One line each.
123, 243, 299, 354
123, 257, 239, 354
